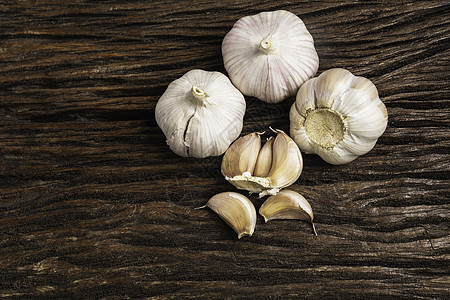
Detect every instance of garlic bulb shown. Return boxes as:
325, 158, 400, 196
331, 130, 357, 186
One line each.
221, 129, 303, 197
259, 189, 317, 235
196, 192, 257, 239
155, 69, 246, 158
222, 10, 319, 103
290, 68, 388, 165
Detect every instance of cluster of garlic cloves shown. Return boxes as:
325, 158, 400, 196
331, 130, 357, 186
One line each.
290, 68, 388, 165
221, 129, 303, 197
155, 69, 246, 158
222, 10, 319, 103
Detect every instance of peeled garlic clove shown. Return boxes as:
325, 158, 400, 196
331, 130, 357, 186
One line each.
155, 69, 246, 158
222, 10, 319, 103
196, 192, 257, 239
290, 68, 388, 165
253, 136, 274, 177
259, 189, 317, 235
221, 129, 303, 197
221, 132, 261, 178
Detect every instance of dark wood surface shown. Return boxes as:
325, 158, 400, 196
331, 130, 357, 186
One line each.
1, 0, 449, 299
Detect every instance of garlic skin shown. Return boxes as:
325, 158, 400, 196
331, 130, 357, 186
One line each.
222, 10, 319, 103
155, 69, 246, 158
259, 189, 317, 235
290, 68, 388, 165
196, 192, 257, 239
221, 129, 303, 197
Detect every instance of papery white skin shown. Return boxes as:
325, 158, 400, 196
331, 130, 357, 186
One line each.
222, 10, 319, 103
290, 68, 388, 165
155, 69, 246, 158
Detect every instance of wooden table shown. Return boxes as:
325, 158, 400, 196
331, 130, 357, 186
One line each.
1, 1, 449, 298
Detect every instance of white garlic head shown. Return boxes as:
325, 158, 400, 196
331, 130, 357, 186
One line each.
290, 68, 388, 165
221, 129, 303, 197
155, 69, 246, 158
222, 10, 319, 103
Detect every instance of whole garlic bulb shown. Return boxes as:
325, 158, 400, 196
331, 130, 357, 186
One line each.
222, 10, 319, 103
155, 69, 246, 158
290, 68, 388, 165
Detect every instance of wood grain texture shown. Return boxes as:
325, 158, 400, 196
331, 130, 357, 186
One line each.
1, 0, 449, 299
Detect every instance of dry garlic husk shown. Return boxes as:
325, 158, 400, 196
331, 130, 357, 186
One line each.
221, 129, 303, 197
222, 10, 319, 103
155, 69, 246, 158
290, 68, 388, 165
259, 189, 317, 235
196, 192, 257, 239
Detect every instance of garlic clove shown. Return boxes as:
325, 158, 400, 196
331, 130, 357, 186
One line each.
156, 82, 198, 157
259, 189, 317, 235
289, 78, 318, 154
289, 68, 388, 165
196, 192, 257, 239
222, 10, 319, 103
265, 129, 303, 196
253, 136, 274, 177
155, 69, 246, 158
290, 78, 317, 119
314, 68, 355, 109
221, 132, 262, 178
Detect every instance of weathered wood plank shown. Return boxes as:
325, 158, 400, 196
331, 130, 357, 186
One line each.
0, 0, 449, 299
